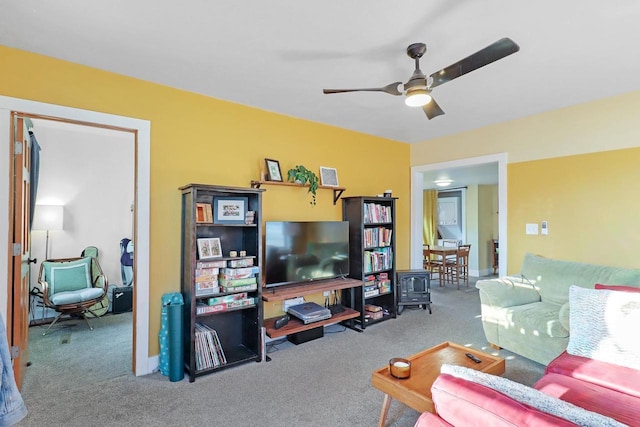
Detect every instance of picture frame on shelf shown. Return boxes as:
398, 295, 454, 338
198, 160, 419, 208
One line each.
265, 158, 283, 182
214, 197, 249, 224
195, 203, 213, 223
319, 166, 339, 187
197, 237, 222, 259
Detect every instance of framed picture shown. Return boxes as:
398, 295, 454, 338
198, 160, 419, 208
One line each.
214, 197, 248, 224
195, 203, 213, 223
265, 158, 283, 182
319, 166, 339, 187
197, 237, 222, 259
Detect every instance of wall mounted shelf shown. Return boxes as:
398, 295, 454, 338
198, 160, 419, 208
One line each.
250, 180, 345, 205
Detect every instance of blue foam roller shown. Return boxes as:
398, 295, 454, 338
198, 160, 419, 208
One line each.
167, 302, 184, 382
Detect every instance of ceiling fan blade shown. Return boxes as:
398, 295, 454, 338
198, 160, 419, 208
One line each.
322, 82, 403, 96
422, 98, 445, 120
429, 38, 520, 89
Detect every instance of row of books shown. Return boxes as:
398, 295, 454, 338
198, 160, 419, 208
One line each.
363, 203, 392, 224
195, 259, 258, 296
363, 226, 393, 249
195, 323, 227, 370
363, 247, 393, 273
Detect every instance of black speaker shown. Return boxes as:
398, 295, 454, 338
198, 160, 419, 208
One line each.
112, 286, 133, 314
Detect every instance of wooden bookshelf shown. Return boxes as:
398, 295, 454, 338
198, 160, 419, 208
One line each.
250, 180, 345, 205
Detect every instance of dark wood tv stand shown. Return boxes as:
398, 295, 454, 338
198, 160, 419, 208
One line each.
262, 277, 363, 338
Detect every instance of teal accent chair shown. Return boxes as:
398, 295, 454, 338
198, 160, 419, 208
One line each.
38, 256, 109, 335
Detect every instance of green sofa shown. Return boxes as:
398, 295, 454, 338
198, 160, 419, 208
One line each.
476, 253, 640, 365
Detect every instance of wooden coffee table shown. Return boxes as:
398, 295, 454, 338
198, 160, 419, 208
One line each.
371, 341, 505, 427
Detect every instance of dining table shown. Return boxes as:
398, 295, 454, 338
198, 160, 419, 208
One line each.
424, 246, 458, 286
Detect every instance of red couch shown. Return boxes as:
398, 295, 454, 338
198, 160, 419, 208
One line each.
416, 351, 640, 426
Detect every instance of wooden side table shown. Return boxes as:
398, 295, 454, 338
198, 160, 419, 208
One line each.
371, 341, 505, 427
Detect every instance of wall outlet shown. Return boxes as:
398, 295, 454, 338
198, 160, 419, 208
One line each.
283, 296, 305, 312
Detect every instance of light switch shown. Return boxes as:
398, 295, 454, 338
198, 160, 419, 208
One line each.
526, 223, 539, 235
541, 221, 548, 235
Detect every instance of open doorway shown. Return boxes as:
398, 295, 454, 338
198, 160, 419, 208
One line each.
25, 118, 135, 387
410, 153, 507, 276
0, 96, 152, 380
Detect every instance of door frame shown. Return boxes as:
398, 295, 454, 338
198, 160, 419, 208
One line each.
410, 153, 507, 276
0, 95, 152, 376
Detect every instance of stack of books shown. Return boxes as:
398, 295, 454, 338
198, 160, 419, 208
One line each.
364, 304, 384, 321
194, 323, 226, 370
218, 265, 259, 292
196, 293, 256, 314
195, 260, 226, 296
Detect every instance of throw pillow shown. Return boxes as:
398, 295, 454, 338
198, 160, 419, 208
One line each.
44, 257, 92, 294
567, 285, 640, 371
594, 283, 640, 293
440, 364, 625, 427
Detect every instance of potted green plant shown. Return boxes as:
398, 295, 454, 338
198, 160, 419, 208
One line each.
287, 165, 319, 205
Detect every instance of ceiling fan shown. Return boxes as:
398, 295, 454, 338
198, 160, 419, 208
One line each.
322, 37, 520, 120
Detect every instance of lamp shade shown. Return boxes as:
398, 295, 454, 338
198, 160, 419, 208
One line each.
32, 205, 64, 231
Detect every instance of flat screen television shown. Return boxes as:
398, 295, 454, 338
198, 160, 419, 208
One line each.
264, 221, 349, 288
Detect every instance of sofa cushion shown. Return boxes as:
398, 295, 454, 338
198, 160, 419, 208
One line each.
431, 373, 578, 427
439, 364, 624, 426
519, 253, 640, 306
546, 351, 640, 400
567, 285, 640, 371
508, 301, 568, 338
535, 373, 640, 426
558, 302, 570, 330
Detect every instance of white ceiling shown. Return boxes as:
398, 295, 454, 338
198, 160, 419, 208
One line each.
2, 2, 640, 145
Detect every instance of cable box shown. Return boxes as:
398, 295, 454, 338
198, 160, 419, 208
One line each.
287, 302, 332, 324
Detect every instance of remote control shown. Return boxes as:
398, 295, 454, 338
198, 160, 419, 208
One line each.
465, 352, 482, 363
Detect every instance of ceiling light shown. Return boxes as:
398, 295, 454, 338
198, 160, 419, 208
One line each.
434, 179, 453, 187
404, 89, 432, 107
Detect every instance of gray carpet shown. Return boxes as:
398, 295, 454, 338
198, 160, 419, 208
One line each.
19, 281, 545, 427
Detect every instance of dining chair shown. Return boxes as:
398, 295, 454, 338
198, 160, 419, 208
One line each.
443, 244, 471, 289
440, 239, 459, 264
423, 246, 442, 285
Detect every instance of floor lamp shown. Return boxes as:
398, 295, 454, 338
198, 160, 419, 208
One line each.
32, 204, 65, 260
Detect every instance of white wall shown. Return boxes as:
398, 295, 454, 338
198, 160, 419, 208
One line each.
30, 119, 134, 289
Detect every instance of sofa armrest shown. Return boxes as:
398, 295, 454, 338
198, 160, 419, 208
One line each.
545, 351, 640, 399
431, 374, 578, 426
476, 277, 541, 308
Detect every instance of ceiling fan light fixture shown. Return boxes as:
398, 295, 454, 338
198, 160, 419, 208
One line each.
404, 89, 432, 107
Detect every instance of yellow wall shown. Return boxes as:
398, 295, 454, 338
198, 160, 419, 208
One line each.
412, 91, 640, 272
508, 147, 640, 271
0, 45, 410, 355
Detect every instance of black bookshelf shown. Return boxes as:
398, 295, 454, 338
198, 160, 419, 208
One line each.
180, 184, 264, 382
342, 196, 397, 330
